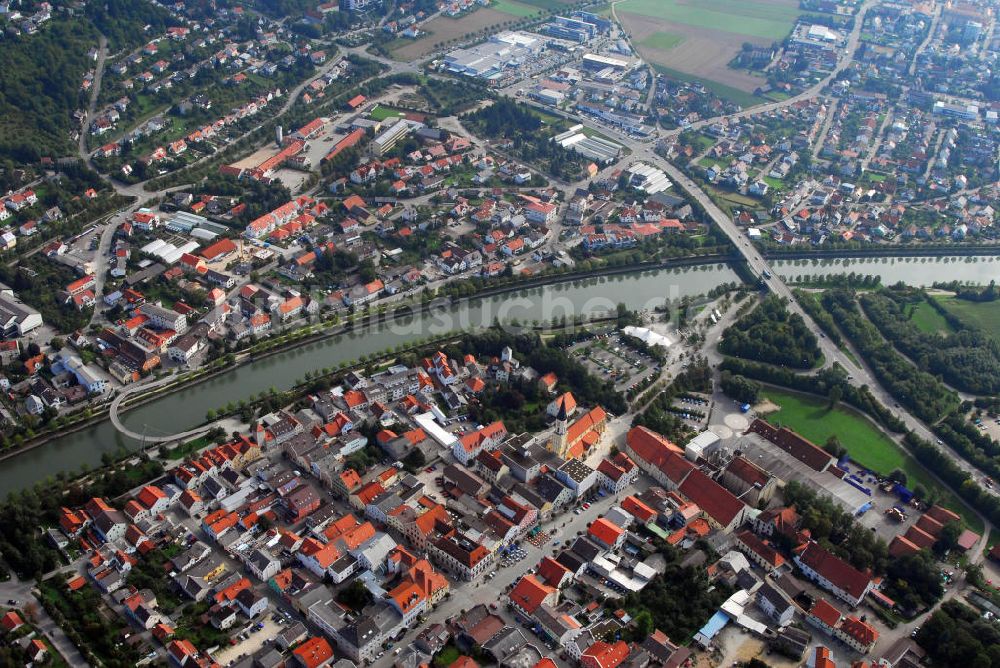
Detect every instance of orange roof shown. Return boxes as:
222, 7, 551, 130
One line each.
449, 658, 479, 668
509, 574, 556, 614
293, 637, 334, 668
588, 517, 624, 547
565, 405, 606, 453
810, 598, 842, 628
621, 495, 656, 523
813, 646, 836, 668
536, 556, 572, 587
1, 612, 23, 631
200, 238, 237, 260
840, 615, 878, 647
553, 392, 576, 414
389, 578, 426, 613
582, 640, 630, 668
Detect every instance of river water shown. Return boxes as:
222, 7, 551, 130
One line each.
2, 255, 997, 494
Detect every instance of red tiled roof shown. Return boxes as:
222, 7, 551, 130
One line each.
840, 615, 878, 647
678, 469, 745, 528
810, 598, 842, 627
798, 543, 871, 601
582, 640, 630, 668
588, 518, 624, 547
509, 574, 556, 614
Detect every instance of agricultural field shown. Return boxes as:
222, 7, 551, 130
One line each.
639, 32, 685, 51
761, 388, 980, 530
617, 0, 804, 98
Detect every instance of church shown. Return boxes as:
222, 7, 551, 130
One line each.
547, 394, 608, 459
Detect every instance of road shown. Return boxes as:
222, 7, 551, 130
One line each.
108, 374, 216, 443
78, 34, 108, 169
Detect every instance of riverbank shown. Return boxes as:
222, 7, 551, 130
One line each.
763, 244, 1000, 260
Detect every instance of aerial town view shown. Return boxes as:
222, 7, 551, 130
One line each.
0, 0, 999, 667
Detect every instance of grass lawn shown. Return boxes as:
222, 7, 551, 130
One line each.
653, 64, 763, 107
905, 303, 954, 335
617, 0, 802, 40
492, 0, 542, 17
370, 105, 406, 121
640, 32, 686, 51
434, 645, 461, 667
934, 295, 1000, 339
762, 387, 982, 531
763, 175, 785, 191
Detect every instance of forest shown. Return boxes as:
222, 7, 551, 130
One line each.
719, 295, 821, 369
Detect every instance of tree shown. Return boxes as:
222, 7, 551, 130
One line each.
888, 469, 908, 486
827, 384, 842, 408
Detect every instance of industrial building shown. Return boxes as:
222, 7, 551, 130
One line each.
581, 53, 629, 71
552, 126, 622, 164
0, 284, 42, 336
443, 32, 543, 81
625, 163, 672, 194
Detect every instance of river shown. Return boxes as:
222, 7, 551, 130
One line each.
3, 255, 997, 494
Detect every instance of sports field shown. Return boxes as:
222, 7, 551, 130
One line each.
618, 0, 803, 100
369, 105, 406, 121
763, 387, 981, 531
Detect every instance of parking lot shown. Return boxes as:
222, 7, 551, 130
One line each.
213, 616, 283, 666
670, 392, 711, 430
568, 334, 659, 393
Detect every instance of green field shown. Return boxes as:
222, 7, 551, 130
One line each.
616, 0, 802, 40
935, 295, 1000, 338
906, 303, 954, 335
369, 105, 406, 121
511, 0, 571, 9
763, 387, 981, 531
492, 0, 543, 17
640, 32, 686, 51
653, 64, 763, 107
